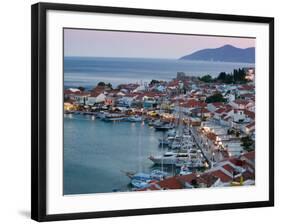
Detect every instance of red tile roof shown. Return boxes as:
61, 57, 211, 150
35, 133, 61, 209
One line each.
228, 158, 244, 167
222, 164, 235, 174
209, 170, 233, 182
211, 102, 224, 107
246, 122, 255, 129
90, 91, 103, 97
64, 89, 81, 95
244, 110, 255, 119
238, 85, 255, 91
157, 177, 183, 189
233, 99, 251, 106
215, 108, 226, 114
242, 151, 255, 161
181, 99, 207, 108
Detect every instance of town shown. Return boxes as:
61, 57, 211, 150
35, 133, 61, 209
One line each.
64, 67, 255, 191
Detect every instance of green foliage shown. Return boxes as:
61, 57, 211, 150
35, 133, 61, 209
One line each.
97, 81, 106, 86
150, 79, 161, 85
199, 75, 213, 83
233, 68, 247, 83
216, 69, 247, 84
200, 69, 248, 84
97, 82, 112, 89
106, 83, 113, 89
216, 72, 233, 84
240, 135, 254, 151
205, 93, 226, 103
77, 86, 85, 92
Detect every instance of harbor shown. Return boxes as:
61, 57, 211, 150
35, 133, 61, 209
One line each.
64, 114, 178, 194
64, 112, 207, 194
64, 69, 255, 193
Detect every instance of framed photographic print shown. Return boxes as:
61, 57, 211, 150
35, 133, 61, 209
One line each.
31, 2, 274, 222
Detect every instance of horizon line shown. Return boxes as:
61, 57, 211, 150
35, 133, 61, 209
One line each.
64, 44, 255, 59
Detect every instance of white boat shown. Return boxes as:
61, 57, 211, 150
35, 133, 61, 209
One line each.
96, 111, 108, 119
150, 169, 168, 180
128, 170, 169, 188
154, 123, 174, 131
158, 136, 175, 146
102, 113, 127, 121
127, 115, 142, 122
149, 152, 190, 165
179, 165, 192, 176
166, 129, 176, 137
128, 172, 152, 189
131, 179, 150, 189
175, 152, 205, 168
129, 172, 151, 180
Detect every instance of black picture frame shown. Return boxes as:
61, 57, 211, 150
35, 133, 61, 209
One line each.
31, 2, 274, 222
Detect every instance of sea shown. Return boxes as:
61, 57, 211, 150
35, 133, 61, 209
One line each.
64, 57, 254, 89
63, 57, 254, 195
64, 116, 168, 195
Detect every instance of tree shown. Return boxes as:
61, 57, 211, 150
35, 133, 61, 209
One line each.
205, 93, 226, 103
106, 83, 113, 89
150, 79, 160, 85
217, 72, 227, 81
97, 81, 106, 86
97, 82, 112, 89
240, 135, 254, 151
233, 68, 247, 83
199, 75, 213, 83
77, 86, 85, 92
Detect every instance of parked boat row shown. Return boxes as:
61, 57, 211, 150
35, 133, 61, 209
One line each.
126, 170, 169, 189
65, 110, 144, 122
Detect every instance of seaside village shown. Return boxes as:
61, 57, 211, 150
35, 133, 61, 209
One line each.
64, 68, 255, 191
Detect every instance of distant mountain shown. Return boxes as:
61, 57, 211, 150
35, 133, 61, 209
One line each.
180, 45, 255, 63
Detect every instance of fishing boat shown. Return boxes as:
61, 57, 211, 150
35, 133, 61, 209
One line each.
158, 136, 175, 146
126, 170, 168, 188
150, 169, 168, 180
127, 115, 142, 122
96, 111, 108, 119
127, 172, 152, 189
179, 164, 192, 176
166, 129, 176, 137
149, 151, 190, 165
154, 123, 174, 131
102, 113, 127, 122
168, 134, 192, 150
175, 151, 205, 168
131, 179, 150, 189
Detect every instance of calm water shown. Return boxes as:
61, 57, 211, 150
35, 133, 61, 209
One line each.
64, 115, 168, 195
64, 57, 254, 88
63, 57, 254, 195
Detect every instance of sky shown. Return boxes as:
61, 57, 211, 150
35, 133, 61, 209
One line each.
64, 28, 255, 59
